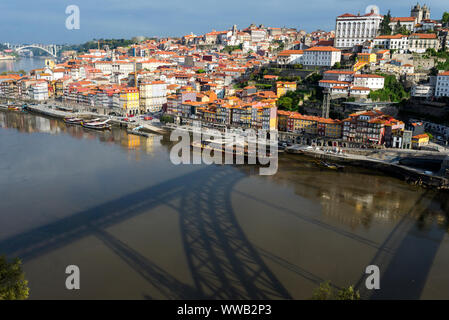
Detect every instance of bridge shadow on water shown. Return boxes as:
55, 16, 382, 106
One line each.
355, 191, 448, 300
1, 163, 447, 299
0, 166, 291, 299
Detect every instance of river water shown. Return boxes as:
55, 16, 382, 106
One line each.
0, 57, 48, 73
0, 110, 448, 300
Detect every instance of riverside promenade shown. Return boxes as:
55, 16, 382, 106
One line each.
21, 103, 166, 135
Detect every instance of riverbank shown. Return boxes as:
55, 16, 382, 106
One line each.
286, 145, 449, 190
2, 111, 448, 300
3, 102, 449, 190
0, 55, 16, 60
19, 103, 167, 135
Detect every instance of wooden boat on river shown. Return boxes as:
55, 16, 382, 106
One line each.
81, 119, 111, 130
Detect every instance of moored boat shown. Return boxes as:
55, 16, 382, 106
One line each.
7, 105, 21, 111
315, 160, 344, 171
64, 117, 84, 125
81, 119, 111, 130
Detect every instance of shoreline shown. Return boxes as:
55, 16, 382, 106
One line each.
286, 147, 449, 191
2, 102, 449, 190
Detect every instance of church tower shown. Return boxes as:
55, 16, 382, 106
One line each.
232, 24, 238, 35
411, 3, 423, 23
411, 3, 431, 23
422, 4, 430, 20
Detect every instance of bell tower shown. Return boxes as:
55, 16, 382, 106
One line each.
411, 3, 423, 23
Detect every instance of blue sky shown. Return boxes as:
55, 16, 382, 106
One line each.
2, 0, 448, 44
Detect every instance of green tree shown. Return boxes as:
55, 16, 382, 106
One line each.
336, 286, 361, 300
311, 281, 361, 300
277, 96, 294, 111
332, 62, 342, 69
394, 21, 401, 34
442, 12, 449, 25
160, 115, 175, 124
222, 44, 242, 54
304, 72, 323, 85
369, 74, 409, 102
311, 281, 333, 300
426, 48, 438, 56
379, 10, 393, 35
394, 22, 410, 35
0, 256, 29, 300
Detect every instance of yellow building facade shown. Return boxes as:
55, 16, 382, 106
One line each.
120, 87, 140, 116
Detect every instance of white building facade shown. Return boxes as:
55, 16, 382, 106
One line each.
389, 17, 416, 33
435, 72, 449, 97
139, 81, 167, 113
373, 34, 409, 53
302, 47, 341, 67
31, 81, 49, 101
408, 33, 440, 53
335, 11, 383, 49
411, 84, 435, 98
353, 74, 385, 90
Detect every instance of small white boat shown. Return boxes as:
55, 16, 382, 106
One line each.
81, 119, 111, 130
64, 117, 84, 125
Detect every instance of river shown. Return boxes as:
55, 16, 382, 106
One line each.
0, 110, 448, 300
0, 56, 49, 73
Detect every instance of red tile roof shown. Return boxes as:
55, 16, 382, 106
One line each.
305, 46, 340, 52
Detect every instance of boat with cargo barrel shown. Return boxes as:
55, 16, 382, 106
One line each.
64, 117, 84, 125
81, 119, 111, 130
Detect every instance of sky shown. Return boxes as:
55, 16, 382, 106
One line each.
1, 0, 448, 45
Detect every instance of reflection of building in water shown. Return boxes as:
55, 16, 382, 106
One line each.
124, 133, 141, 162
0, 112, 162, 161
1, 111, 69, 135
35, 116, 51, 133
0, 112, 5, 127
319, 189, 406, 229
139, 134, 164, 155
142, 135, 155, 155
316, 181, 436, 229
120, 132, 141, 150
260, 159, 428, 230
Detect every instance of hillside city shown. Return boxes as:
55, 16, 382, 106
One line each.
1, 3, 449, 153
2, 2, 449, 303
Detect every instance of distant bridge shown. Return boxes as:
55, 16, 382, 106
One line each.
5, 43, 61, 58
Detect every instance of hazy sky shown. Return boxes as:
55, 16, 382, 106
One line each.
2, 0, 448, 44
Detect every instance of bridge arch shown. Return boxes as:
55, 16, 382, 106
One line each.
14, 45, 58, 58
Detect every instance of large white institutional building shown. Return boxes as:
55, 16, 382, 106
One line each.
335, 10, 383, 49
435, 72, 449, 98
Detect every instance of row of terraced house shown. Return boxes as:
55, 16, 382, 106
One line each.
277, 109, 421, 149
166, 91, 278, 130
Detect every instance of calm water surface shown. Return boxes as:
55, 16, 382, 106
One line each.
0, 57, 48, 73
0, 110, 448, 299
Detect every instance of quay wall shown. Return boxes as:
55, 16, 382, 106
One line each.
297, 150, 449, 190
